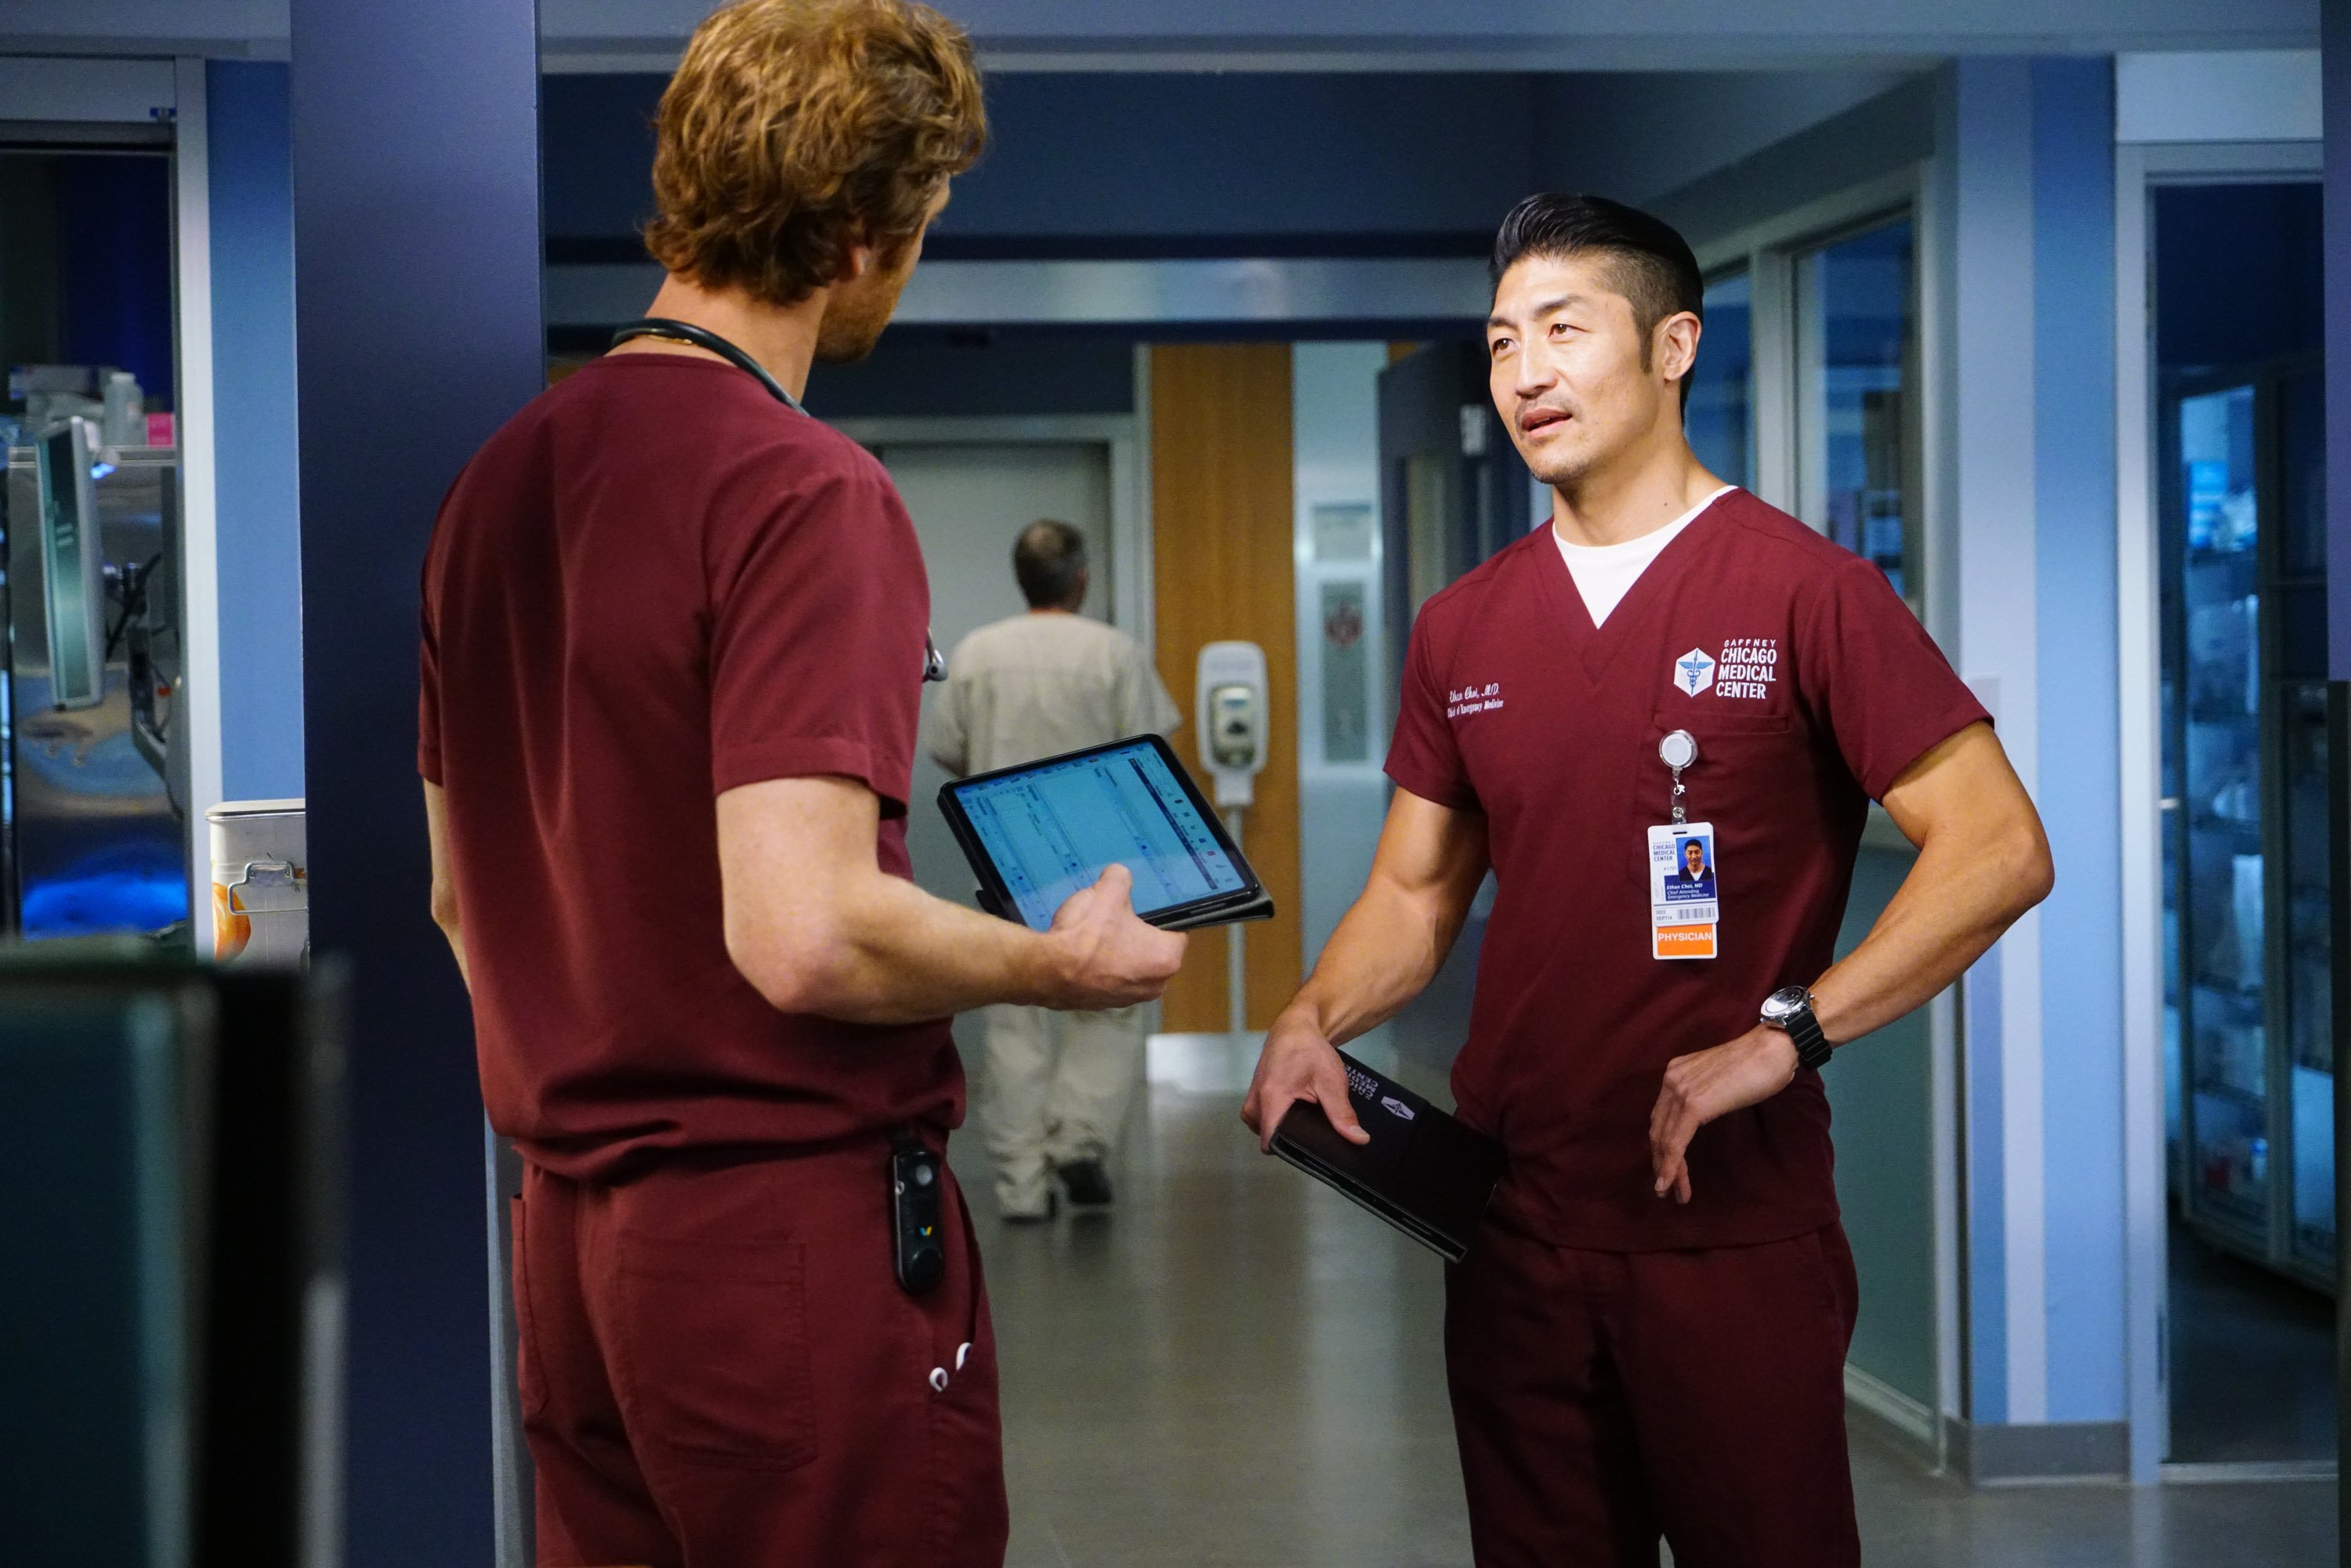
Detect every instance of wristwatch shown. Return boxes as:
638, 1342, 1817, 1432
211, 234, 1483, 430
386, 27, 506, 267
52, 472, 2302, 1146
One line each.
1759, 985, 1833, 1071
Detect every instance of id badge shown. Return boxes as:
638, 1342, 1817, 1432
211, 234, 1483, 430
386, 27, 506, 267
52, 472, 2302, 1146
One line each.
1648, 822, 1719, 960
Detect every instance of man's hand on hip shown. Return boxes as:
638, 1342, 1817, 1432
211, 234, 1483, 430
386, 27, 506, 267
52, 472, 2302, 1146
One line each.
1647, 1024, 1799, 1204
1041, 864, 1187, 1010
1240, 1008, 1370, 1154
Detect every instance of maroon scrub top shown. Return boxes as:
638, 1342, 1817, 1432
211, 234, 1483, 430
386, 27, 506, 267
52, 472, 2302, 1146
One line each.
1386, 490, 1988, 1251
419, 354, 960, 1182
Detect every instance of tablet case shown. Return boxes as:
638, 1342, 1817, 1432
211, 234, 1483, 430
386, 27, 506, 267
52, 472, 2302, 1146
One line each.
940, 734, 1274, 933
973, 885, 1273, 932
1270, 1052, 1505, 1262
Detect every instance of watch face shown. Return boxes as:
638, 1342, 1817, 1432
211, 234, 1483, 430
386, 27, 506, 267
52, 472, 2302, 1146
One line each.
1762, 986, 1809, 1022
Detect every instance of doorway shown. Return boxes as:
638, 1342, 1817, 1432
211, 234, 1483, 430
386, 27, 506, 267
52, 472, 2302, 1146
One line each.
2150, 178, 2335, 1466
0, 142, 188, 940
856, 433, 1127, 908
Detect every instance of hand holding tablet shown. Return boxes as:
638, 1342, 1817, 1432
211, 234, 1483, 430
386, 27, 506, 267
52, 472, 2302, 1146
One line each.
937, 735, 1276, 932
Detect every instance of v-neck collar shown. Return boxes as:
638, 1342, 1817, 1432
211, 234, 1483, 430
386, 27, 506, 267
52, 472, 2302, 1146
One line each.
1534, 488, 1737, 683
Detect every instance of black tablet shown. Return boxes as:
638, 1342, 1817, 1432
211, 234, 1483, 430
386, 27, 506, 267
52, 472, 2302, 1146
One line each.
1271, 1051, 1504, 1263
937, 734, 1273, 932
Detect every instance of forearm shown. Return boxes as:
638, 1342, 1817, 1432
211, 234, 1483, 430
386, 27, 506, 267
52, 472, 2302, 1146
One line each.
439, 925, 471, 990
767, 870, 1062, 1025
1811, 817, 2049, 1046
1279, 878, 1465, 1045
423, 783, 469, 990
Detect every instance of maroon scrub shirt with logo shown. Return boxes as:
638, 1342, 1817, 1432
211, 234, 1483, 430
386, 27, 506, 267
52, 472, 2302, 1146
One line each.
422, 355, 1006, 1566
1386, 490, 1988, 1566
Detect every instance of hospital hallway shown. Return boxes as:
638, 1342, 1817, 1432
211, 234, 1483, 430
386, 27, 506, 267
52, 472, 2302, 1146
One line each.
950, 1034, 2337, 1568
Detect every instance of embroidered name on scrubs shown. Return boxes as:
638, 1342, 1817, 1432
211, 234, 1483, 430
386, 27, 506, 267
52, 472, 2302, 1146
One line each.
1447, 681, 1505, 719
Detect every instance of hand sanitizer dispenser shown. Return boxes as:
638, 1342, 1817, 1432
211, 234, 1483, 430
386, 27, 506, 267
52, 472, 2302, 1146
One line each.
1195, 642, 1268, 1037
1195, 641, 1269, 809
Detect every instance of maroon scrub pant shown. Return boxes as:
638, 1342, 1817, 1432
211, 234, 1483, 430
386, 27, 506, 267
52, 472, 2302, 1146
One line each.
510, 1141, 1009, 1568
1444, 1219, 1860, 1568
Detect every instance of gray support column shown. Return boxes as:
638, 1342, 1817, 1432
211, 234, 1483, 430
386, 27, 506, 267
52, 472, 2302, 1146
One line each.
288, 2, 543, 1563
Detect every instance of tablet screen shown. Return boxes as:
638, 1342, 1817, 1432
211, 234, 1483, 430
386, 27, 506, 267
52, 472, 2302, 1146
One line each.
953, 739, 1247, 929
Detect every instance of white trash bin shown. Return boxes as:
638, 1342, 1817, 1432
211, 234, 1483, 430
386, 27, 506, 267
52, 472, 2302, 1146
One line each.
209, 798, 307, 965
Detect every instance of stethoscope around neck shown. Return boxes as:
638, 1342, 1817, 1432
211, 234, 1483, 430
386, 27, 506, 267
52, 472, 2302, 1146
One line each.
613, 317, 947, 684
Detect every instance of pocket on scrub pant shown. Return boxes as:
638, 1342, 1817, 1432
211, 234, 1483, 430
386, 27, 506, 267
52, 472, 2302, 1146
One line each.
613, 1230, 819, 1472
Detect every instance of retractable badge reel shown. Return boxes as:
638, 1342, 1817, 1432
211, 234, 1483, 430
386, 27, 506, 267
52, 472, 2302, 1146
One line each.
1660, 730, 1697, 822
1647, 730, 1720, 961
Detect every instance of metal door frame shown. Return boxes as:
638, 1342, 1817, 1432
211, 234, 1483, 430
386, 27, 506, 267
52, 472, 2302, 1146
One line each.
824, 412, 1150, 647
1701, 165, 1961, 1465
2115, 136, 2327, 1484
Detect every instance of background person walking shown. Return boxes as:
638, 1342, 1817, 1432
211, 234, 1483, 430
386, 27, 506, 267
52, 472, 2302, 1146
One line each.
929, 520, 1183, 1219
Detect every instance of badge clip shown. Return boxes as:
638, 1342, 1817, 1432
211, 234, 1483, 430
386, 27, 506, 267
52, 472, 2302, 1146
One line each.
1650, 731, 1715, 959
1660, 730, 1697, 824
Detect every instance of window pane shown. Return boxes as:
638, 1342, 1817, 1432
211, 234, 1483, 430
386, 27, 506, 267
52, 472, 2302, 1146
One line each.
1686, 270, 1753, 489
1796, 219, 1917, 601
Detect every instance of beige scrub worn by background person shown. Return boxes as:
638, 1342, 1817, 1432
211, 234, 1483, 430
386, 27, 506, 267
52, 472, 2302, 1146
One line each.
926, 611, 1182, 1218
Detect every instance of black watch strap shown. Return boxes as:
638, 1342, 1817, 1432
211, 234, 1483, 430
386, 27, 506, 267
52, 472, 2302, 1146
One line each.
1782, 1001, 1832, 1071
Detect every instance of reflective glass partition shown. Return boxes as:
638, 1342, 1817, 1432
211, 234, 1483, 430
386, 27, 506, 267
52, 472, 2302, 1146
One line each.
1686, 270, 1754, 489
2161, 364, 2333, 1287
2173, 382, 2269, 1230
1795, 219, 1918, 603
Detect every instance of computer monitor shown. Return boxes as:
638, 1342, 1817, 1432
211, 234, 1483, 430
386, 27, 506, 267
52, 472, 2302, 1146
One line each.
31, 415, 110, 711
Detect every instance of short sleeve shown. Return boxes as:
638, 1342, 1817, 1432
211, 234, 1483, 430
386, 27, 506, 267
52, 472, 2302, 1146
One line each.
1384, 613, 1476, 809
1796, 558, 1991, 801
707, 455, 928, 812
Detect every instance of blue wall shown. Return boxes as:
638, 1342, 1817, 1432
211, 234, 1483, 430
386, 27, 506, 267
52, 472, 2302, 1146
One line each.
208, 60, 306, 802
2030, 57, 2126, 1426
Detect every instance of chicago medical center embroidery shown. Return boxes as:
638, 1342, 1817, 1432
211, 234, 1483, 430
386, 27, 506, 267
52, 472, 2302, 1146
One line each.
1714, 638, 1780, 700
1672, 641, 1779, 701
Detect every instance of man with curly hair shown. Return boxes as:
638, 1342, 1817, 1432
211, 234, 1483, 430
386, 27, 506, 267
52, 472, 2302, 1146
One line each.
418, 3, 1183, 1561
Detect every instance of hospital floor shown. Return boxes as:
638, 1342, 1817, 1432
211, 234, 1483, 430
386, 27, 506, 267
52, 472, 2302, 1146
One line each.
949, 1033, 2338, 1568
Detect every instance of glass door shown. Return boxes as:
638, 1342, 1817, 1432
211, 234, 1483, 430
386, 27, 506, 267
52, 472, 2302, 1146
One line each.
1793, 217, 1920, 605
2168, 380, 2269, 1240
1787, 210, 1938, 1412
2160, 361, 2333, 1290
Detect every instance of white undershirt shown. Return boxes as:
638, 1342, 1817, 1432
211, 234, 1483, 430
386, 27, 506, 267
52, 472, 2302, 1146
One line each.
1552, 486, 1737, 627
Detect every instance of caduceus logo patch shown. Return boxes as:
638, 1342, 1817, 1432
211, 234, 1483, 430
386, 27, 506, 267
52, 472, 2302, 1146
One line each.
1673, 647, 1716, 697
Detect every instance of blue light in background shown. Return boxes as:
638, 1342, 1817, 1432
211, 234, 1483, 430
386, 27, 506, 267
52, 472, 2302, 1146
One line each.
22, 842, 187, 938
